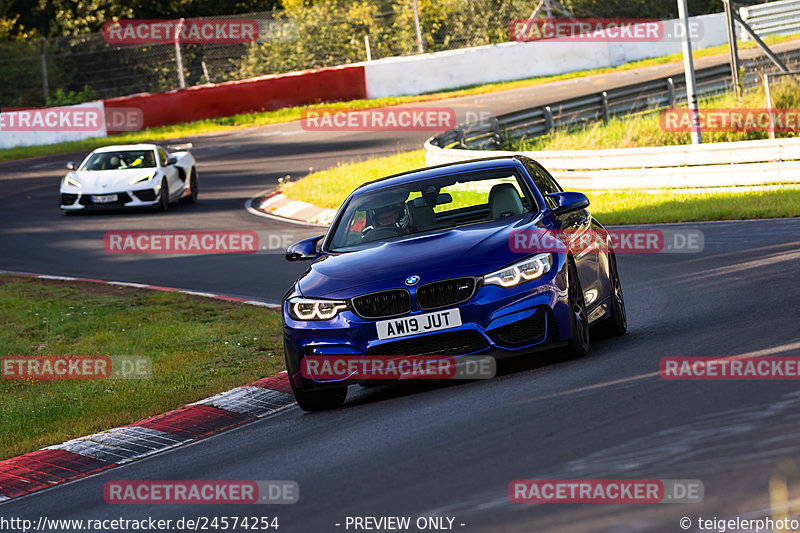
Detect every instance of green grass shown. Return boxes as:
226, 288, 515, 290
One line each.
0, 276, 285, 459
283, 149, 426, 208
587, 187, 800, 224
4, 34, 798, 163
281, 149, 800, 224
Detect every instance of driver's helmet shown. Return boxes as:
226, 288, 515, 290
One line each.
372, 202, 408, 229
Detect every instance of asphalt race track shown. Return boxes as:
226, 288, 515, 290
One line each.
2, 52, 800, 532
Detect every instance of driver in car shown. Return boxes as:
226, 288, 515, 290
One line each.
361, 203, 410, 240
375, 204, 405, 228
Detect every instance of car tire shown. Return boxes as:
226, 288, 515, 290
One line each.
597, 252, 627, 337
181, 168, 198, 204
564, 260, 590, 357
157, 179, 169, 212
290, 380, 347, 412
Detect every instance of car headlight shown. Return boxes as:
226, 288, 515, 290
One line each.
129, 172, 155, 185
483, 253, 553, 288
62, 175, 81, 188
288, 297, 348, 321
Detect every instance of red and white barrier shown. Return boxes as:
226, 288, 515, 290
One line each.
104, 64, 366, 132
363, 13, 727, 98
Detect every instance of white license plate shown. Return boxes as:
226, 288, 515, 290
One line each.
376, 308, 462, 340
92, 194, 118, 204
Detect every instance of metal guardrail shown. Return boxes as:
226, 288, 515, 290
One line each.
739, 0, 800, 41
424, 137, 800, 189
430, 47, 800, 152
425, 46, 800, 189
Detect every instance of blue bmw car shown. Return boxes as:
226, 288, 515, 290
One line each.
283, 156, 626, 411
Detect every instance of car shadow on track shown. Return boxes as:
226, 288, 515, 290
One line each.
342, 333, 625, 409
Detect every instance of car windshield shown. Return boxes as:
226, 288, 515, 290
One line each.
328, 168, 535, 251
79, 150, 157, 171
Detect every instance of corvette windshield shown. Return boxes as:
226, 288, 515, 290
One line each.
328, 168, 534, 251
80, 150, 157, 171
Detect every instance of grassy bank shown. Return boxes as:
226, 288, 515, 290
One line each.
280, 149, 800, 224
587, 187, 800, 224
514, 71, 800, 151
0, 276, 285, 459
3, 34, 798, 163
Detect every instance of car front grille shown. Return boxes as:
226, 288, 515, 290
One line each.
60, 193, 78, 205
79, 192, 132, 206
132, 189, 156, 201
416, 277, 477, 310
351, 289, 411, 319
492, 310, 546, 345
367, 329, 489, 357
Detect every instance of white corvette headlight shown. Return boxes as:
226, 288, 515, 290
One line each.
62, 175, 81, 189
130, 172, 155, 185
288, 297, 348, 321
484, 253, 553, 288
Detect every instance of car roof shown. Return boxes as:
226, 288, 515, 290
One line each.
353, 155, 530, 195
92, 144, 159, 153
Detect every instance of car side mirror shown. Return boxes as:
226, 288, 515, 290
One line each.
66, 161, 76, 170
286, 235, 324, 261
547, 192, 590, 216
165, 156, 177, 165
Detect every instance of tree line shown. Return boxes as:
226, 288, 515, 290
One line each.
1, 0, 734, 107
1, 0, 731, 41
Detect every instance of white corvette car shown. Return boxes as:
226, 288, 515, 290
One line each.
60, 143, 197, 212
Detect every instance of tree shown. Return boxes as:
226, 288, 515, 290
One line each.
1, 0, 283, 39
239, 0, 397, 77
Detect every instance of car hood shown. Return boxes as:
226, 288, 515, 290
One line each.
65, 169, 157, 193
298, 215, 544, 299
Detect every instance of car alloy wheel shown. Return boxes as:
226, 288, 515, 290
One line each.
157, 179, 169, 212
565, 261, 590, 357
599, 252, 627, 337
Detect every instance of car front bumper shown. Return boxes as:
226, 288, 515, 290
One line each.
283, 262, 573, 392
59, 183, 189, 210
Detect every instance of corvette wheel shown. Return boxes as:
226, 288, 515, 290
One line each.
181, 168, 198, 204
598, 252, 627, 337
291, 380, 347, 412
157, 179, 169, 212
564, 261, 590, 357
